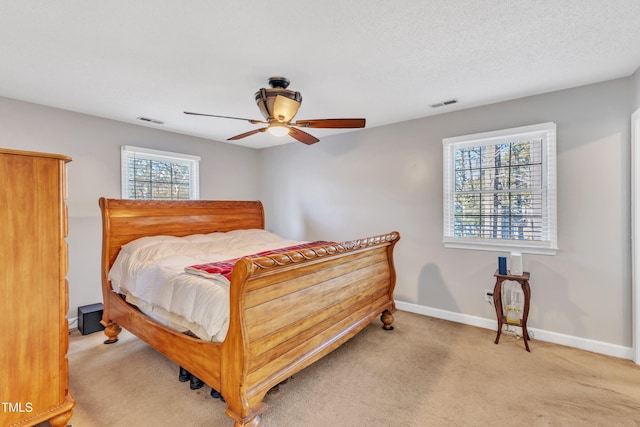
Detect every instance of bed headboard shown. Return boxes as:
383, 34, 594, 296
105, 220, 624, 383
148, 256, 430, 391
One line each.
99, 198, 265, 270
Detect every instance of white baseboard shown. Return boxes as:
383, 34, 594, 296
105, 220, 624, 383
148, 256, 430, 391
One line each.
66, 301, 632, 360
67, 316, 78, 330
395, 301, 634, 361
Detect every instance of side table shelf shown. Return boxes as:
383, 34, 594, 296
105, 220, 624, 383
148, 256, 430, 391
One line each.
493, 270, 532, 352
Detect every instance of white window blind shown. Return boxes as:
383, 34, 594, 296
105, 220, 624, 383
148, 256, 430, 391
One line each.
121, 146, 200, 200
443, 122, 557, 255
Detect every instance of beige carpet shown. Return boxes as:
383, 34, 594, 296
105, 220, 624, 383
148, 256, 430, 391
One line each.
65, 311, 640, 427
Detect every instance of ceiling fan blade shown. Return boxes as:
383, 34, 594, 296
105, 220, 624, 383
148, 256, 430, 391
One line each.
227, 127, 267, 141
288, 127, 320, 145
184, 111, 266, 125
292, 118, 366, 129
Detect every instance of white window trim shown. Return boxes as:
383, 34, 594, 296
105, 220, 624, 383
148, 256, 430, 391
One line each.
442, 122, 558, 255
121, 145, 200, 200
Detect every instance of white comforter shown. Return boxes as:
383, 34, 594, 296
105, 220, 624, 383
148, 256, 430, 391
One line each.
108, 229, 302, 342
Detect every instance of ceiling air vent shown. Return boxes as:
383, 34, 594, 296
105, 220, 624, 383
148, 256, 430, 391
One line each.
136, 116, 164, 125
431, 99, 458, 108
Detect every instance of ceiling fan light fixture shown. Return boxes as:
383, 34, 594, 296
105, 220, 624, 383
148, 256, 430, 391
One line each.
268, 125, 289, 137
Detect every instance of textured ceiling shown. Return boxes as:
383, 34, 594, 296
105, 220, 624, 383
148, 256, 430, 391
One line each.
1, 1, 640, 149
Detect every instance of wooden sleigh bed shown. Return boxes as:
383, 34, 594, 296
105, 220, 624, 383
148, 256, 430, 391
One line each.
99, 198, 399, 426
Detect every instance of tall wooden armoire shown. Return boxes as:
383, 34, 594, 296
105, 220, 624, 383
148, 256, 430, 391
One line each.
0, 148, 75, 426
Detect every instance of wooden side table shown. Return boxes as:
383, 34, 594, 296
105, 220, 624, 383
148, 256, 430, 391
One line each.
493, 270, 531, 352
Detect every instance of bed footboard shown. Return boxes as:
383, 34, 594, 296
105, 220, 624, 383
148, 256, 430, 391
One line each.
221, 232, 400, 426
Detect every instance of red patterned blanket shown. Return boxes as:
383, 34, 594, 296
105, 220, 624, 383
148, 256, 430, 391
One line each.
185, 241, 334, 281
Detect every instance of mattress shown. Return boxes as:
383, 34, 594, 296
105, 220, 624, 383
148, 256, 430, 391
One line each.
108, 229, 302, 342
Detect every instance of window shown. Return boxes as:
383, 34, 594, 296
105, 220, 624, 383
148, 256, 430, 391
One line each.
121, 146, 200, 200
442, 122, 557, 255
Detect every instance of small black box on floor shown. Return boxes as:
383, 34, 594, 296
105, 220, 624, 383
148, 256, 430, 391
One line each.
78, 303, 105, 335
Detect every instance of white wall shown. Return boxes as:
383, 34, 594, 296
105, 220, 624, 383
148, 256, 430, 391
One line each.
0, 96, 260, 318
259, 77, 634, 349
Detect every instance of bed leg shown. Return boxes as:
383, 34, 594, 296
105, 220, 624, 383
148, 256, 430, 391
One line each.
225, 410, 263, 427
224, 400, 267, 427
103, 321, 122, 344
381, 310, 395, 331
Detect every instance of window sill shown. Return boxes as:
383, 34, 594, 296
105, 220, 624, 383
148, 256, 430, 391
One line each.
442, 238, 558, 255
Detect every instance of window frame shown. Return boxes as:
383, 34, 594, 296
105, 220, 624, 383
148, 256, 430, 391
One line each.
442, 122, 557, 255
121, 145, 200, 200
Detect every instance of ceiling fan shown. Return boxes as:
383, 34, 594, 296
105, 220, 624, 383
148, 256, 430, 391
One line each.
184, 77, 366, 145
